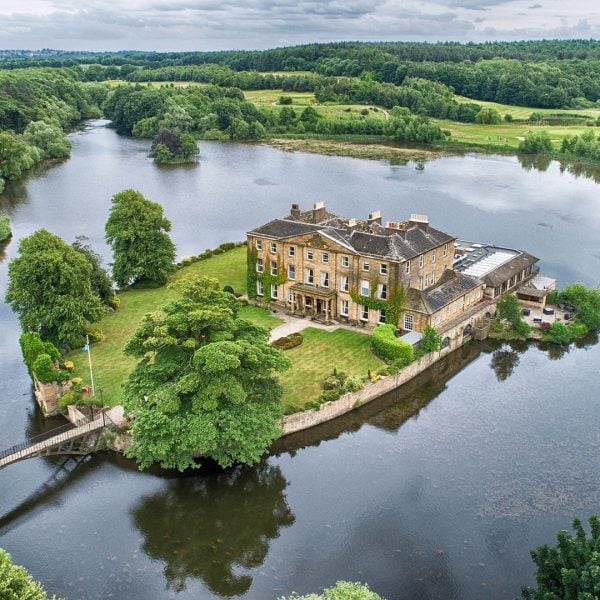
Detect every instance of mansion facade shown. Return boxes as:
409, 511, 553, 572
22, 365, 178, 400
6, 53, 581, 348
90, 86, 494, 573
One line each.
247, 202, 537, 333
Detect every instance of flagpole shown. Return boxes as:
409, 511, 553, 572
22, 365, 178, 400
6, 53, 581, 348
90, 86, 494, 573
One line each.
86, 334, 96, 397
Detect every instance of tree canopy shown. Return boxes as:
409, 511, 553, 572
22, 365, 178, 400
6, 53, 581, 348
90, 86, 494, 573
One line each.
5, 229, 105, 348
0, 547, 56, 600
105, 189, 176, 288
122, 276, 290, 471
518, 515, 600, 600
280, 581, 384, 600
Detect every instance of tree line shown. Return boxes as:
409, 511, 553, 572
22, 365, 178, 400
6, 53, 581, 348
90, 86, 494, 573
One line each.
0, 68, 106, 189
4, 40, 600, 108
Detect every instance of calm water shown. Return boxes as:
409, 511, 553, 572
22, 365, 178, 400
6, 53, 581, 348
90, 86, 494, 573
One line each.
0, 121, 599, 600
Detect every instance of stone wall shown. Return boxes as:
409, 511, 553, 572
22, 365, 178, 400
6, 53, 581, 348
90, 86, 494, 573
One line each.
279, 302, 494, 436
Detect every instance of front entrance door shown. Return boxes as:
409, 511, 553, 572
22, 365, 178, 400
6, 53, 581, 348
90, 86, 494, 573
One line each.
316, 299, 323, 314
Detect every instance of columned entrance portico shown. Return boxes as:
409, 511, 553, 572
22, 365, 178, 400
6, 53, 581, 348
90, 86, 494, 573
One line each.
290, 283, 336, 322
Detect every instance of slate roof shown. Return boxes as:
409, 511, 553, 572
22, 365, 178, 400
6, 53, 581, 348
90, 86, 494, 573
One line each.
405, 270, 481, 315
479, 252, 538, 288
248, 216, 455, 262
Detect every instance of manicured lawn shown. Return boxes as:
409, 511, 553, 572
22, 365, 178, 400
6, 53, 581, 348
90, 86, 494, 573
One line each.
68, 246, 263, 406
238, 305, 284, 330
279, 327, 385, 413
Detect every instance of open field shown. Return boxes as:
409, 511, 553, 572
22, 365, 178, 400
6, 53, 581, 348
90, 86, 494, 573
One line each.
432, 118, 593, 149
104, 79, 209, 88
280, 328, 384, 413
244, 89, 389, 121
455, 95, 600, 120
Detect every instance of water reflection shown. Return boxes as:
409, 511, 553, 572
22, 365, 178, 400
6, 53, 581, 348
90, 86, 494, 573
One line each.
490, 347, 521, 381
132, 463, 294, 596
517, 153, 600, 183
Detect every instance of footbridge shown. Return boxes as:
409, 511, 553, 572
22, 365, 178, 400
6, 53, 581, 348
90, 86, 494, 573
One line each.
0, 407, 125, 470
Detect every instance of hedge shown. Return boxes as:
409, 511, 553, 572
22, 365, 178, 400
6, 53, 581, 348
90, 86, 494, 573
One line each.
371, 324, 414, 364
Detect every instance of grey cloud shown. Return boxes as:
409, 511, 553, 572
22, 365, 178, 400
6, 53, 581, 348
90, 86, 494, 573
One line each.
0, 0, 597, 50
529, 3, 543, 8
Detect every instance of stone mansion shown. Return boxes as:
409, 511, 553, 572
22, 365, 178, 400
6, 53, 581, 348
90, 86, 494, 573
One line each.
247, 202, 540, 333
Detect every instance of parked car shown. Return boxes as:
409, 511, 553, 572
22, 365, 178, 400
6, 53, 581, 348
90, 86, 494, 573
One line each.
533, 316, 543, 323
543, 307, 555, 315
522, 308, 531, 316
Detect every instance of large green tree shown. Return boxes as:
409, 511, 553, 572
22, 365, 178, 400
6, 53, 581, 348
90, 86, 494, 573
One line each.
0, 548, 56, 600
5, 229, 105, 347
518, 516, 600, 600
72, 237, 114, 305
105, 189, 176, 288
23, 120, 71, 159
280, 581, 384, 600
122, 276, 290, 471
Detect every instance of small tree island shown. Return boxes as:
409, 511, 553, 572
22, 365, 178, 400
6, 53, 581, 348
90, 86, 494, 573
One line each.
151, 128, 199, 165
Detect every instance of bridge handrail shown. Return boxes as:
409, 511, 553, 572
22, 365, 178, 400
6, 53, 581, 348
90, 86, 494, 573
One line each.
0, 411, 114, 461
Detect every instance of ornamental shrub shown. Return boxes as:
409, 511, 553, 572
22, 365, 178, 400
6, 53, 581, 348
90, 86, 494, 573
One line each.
57, 389, 80, 413
371, 324, 414, 363
545, 321, 571, 344
32, 354, 57, 383
63, 360, 74, 371
107, 295, 120, 310
343, 375, 364, 392
85, 327, 104, 343
272, 333, 304, 350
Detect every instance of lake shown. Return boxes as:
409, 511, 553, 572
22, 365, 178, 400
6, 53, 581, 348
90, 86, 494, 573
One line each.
0, 121, 598, 600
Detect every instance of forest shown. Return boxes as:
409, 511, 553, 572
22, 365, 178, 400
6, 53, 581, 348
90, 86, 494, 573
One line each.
3, 40, 600, 108
2, 40, 600, 188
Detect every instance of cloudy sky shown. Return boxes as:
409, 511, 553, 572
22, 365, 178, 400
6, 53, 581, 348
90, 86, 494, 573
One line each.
0, 0, 597, 52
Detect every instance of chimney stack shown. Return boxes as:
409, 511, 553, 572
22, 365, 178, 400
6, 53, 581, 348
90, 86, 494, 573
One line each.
368, 210, 382, 226
409, 213, 429, 232
347, 218, 357, 228
290, 203, 301, 220
312, 201, 326, 223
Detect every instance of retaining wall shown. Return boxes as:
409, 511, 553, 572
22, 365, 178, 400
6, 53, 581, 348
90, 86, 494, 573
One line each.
280, 302, 492, 436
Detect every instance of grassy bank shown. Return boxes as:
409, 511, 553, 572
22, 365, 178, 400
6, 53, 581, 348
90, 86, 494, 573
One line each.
68, 246, 260, 405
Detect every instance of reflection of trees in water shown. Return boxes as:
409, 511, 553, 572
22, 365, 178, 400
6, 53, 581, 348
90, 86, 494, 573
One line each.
518, 154, 552, 173
517, 153, 600, 183
132, 463, 294, 596
490, 348, 521, 381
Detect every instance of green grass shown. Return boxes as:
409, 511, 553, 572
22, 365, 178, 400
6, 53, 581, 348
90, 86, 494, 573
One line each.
243, 89, 388, 121
279, 328, 384, 412
238, 305, 284, 330
68, 247, 255, 406
455, 95, 600, 120
432, 118, 594, 149
104, 79, 210, 88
